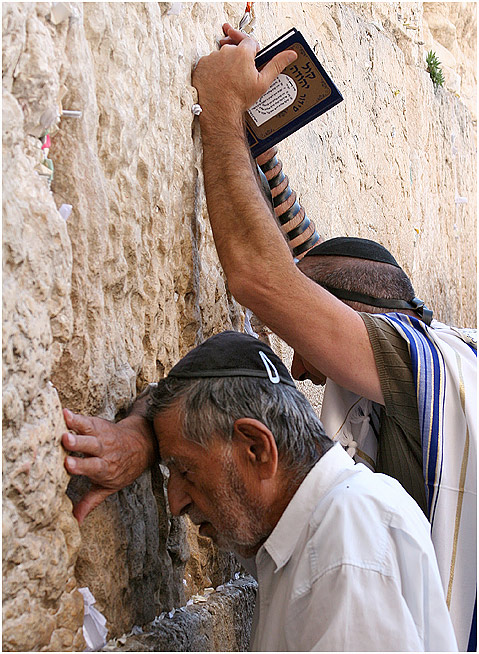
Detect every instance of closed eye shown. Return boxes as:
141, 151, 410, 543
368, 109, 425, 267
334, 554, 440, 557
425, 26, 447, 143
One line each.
162, 454, 198, 485
168, 461, 194, 482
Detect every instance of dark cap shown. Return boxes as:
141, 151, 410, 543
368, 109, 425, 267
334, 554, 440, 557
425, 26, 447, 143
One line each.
304, 237, 401, 268
168, 331, 296, 387
302, 237, 433, 325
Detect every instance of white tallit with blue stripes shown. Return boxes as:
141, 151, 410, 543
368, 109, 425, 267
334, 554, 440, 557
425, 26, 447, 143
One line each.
320, 314, 477, 651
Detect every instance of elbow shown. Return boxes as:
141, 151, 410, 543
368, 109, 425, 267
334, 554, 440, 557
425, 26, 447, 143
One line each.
227, 275, 255, 309
226, 258, 298, 316
226, 265, 265, 311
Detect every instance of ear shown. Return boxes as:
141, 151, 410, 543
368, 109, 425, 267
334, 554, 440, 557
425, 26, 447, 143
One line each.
232, 418, 278, 480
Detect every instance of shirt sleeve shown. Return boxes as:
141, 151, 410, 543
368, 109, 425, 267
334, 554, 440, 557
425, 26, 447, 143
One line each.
360, 313, 418, 425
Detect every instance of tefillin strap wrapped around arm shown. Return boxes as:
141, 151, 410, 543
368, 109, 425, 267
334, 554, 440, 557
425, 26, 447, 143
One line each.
256, 147, 320, 258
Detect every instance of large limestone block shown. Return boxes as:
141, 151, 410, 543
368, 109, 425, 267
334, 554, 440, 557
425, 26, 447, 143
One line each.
248, 2, 476, 326
5, 2, 245, 647
423, 2, 477, 115
46, 0, 243, 637
48, 1, 244, 412
66, 469, 171, 637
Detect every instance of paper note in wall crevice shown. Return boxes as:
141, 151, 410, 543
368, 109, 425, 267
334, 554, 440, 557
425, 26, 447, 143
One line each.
78, 587, 108, 652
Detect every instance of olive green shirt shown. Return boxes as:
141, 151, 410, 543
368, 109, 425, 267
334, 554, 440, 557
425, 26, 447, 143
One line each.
360, 313, 427, 514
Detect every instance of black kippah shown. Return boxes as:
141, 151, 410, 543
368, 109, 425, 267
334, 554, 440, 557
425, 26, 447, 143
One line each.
304, 237, 401, 268
302, 237, 433, 325
167, 331, 296, 387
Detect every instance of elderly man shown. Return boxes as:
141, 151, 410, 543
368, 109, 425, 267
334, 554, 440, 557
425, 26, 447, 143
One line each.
140, 330, 457, 650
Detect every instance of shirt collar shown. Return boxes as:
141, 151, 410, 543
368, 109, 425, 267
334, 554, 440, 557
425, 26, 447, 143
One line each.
260, 443, 356, 572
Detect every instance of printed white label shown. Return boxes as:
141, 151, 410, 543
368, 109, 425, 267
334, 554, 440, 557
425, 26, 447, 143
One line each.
248, 74, 297, 127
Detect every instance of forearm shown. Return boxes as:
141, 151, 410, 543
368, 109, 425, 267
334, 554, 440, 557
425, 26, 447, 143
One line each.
199, 114, 297, 304
192, 29, 384, 402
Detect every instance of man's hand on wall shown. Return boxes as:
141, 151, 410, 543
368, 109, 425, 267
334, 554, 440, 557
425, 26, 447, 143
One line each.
61, 409, 157, 525
192, 22, 297, 119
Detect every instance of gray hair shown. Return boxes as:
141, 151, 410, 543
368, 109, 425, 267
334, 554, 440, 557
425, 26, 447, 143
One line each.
148, 376, 333, 478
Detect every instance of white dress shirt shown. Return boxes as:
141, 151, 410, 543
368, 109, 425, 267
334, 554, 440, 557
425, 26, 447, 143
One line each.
250, 443, 458, 652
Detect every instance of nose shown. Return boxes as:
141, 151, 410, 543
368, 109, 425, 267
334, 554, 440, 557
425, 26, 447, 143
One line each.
291, 351, 308, 381
167, 473, 192, 516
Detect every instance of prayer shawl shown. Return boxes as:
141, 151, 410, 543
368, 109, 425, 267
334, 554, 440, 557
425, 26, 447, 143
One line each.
320, 314, 477, 651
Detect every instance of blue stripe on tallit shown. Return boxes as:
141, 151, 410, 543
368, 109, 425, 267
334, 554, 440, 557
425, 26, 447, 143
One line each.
467, 595, 476, 652
381, 313, 445, 520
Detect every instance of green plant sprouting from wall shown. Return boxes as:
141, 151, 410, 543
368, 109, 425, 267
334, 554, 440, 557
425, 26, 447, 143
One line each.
426, 50, 445, 87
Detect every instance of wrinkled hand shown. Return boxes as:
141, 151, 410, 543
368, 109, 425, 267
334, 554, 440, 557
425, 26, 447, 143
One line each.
62, 408, 156, 525
193, 22, 297, 118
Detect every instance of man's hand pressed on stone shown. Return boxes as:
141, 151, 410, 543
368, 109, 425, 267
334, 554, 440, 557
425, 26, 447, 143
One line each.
62, 399, 156, 524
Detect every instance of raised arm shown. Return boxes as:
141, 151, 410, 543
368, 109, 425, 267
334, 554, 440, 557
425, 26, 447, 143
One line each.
62, 386, 157, 524
193, 24, 383, 403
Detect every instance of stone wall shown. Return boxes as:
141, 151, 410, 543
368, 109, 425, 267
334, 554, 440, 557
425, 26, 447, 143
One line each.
2, 2, 476, 651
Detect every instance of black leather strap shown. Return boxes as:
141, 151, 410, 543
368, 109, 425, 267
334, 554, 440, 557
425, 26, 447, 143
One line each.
273, 185, 292, 208
259, 156, 279, 173
292, 232, 320, 257
268, 170, 286, 190
321, 286, 434, 325
277, 200, 301, 225
286, 215, 311, 240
